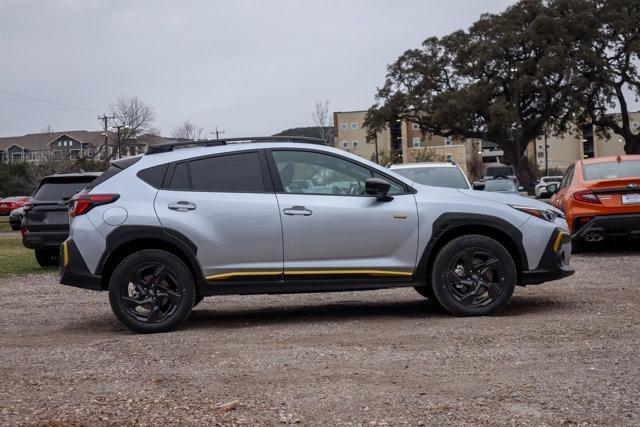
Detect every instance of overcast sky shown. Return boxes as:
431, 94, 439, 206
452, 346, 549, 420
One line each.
0, 0, 515, 138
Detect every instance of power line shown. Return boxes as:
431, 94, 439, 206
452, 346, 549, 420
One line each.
0, 88, 101, 114
0, 95, 97, 116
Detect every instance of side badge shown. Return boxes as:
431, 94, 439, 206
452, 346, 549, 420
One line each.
393, 214, 408, 219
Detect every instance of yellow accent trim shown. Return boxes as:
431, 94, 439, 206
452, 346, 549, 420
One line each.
62, 241, 69, 267
553, 232, 568, 253
284, 269, 412, 277
206, 269, 412, 281
207, 271, 282, 280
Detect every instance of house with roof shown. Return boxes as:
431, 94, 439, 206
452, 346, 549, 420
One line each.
0, 130, 169, 163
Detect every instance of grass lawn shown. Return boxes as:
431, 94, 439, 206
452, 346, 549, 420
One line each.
0, 217, 13, 232
0, 224, 56, 278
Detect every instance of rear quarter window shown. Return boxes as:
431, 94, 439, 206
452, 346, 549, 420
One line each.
137, 164, 168, 189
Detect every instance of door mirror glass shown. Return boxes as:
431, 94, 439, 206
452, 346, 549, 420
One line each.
545, 183, 559, 194
365, 178, 392, 201
472, 181, 486, 191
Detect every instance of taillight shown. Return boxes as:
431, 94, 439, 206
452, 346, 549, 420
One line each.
68, 194, 119, 217
573, 190, 601, 204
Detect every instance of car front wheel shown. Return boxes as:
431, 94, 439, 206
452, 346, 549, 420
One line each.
108, 249, 195, 333
431, 235, 516, 316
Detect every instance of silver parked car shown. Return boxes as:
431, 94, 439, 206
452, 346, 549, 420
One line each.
60, 137, 574, 333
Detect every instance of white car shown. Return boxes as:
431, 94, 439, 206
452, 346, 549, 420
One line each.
535, 176, 563, 199
390, 162, 471, 189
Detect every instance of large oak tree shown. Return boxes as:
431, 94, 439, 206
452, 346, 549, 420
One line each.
365, 0, 591, 188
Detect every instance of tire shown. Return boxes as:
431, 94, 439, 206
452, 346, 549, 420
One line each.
35, 249, 58, 267
430, 235, 516, 316
108, 249, 195, 333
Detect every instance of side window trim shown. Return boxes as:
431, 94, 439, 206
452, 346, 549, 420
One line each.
264, 148, 413, 195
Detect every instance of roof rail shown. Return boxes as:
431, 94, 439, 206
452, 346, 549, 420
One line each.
146, 136, 327, 155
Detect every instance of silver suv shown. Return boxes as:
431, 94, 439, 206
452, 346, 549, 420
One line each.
60, 137, 574, 333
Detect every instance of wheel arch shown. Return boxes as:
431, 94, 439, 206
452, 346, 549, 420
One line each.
416, 213, 528, 284
97, 226, 205, 291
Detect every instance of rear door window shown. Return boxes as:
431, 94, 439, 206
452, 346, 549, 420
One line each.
188, 152, 265, 193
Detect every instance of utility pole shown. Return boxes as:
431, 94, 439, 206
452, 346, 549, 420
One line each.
212, 126, 225, 140
544, 127, 549, 176
98, 114, 114, 162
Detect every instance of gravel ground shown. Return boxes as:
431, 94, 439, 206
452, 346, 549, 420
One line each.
1, 248, 640, 426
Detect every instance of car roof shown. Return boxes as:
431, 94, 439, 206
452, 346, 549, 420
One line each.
133, 140, 416, 188
390, 162, 458, 169
581, 155, 640, 165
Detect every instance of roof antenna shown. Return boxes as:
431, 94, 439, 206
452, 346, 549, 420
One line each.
616, 155, 622, 163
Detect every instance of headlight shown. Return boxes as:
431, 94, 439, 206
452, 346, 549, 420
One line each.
510, 205, 564, 222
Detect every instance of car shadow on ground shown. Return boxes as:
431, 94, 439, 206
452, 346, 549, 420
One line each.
175, 293, 575, 332
574, 239, 640, 257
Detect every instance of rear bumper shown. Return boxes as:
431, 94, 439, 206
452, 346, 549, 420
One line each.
59, 239, 103, 291
573, 213, 640, 240
521, 228, 574, 285
22, 230, 68, 250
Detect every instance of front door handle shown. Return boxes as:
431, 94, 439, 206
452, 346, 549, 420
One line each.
168, 201, 197, 211
283, 206, 312, 216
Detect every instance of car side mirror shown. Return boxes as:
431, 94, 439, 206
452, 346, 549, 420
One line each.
545, 183, 559, 194
517, 185, 525, 192
472, 181, 485, 191
365, 178, 392, 202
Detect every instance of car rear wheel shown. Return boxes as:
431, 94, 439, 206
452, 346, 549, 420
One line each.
431, 235, 516, 316
108, 249, 195, 333
35, 249, 58, 267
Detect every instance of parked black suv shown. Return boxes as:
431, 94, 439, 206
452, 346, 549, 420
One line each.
22, 172, 101, 266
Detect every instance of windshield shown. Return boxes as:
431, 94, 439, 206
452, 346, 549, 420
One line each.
485, 180, 516, 191
33, 181, 92, 201
583, 160, 640, 181
393, 166, 469, 189
485, 166, 514, 177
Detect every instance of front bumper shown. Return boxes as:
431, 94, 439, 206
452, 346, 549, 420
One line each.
521, 228, 574, 285
573, 213, 640, 240
59, 239, 103, 291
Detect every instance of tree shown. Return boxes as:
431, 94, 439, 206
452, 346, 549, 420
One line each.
365, 0, 584, 189
171, 121, 206, 140
109, 96, 155, 158
311, 100, 333, 144
568, 0, 640, 154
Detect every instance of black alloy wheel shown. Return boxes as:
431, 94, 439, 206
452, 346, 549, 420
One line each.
431, 235, 516, 316
109, 249, 195, 333
445, 248, 506, 308
121, 263, 183, 323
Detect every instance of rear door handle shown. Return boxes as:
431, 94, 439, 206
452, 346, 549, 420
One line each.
168, 201, 197, 211
283, 206, 312, 216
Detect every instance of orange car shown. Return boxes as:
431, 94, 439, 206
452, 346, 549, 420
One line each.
550, 155, 640, 245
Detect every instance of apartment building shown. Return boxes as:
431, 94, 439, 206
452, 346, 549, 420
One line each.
333, 110, 479, 175
533, 113, 636, 172
335, 109, 635, 177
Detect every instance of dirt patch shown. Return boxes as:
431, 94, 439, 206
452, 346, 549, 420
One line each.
1, 250, 639, 425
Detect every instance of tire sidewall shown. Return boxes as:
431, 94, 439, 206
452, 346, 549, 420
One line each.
108, 249, 195, 333
431, 235, 516, 316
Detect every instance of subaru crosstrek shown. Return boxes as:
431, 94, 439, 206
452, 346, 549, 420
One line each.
60, 137, 574, 333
